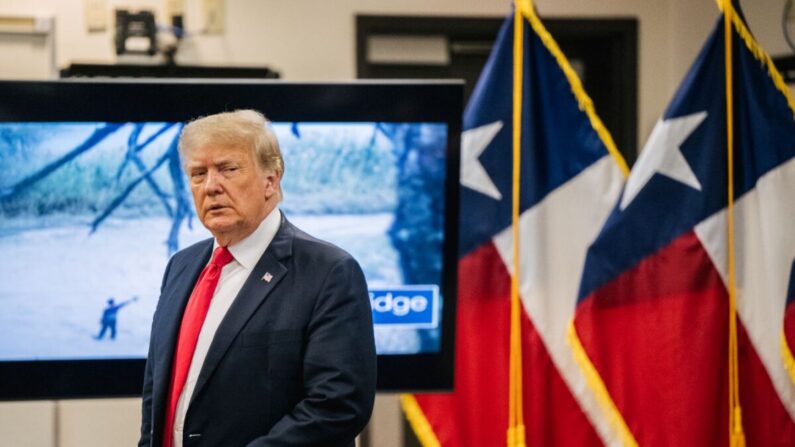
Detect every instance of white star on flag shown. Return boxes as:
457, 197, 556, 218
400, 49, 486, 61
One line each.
620, 111, 708, 210
460, 121, 503, 200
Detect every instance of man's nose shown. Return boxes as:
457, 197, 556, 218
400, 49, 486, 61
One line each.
203, 170, 224, 194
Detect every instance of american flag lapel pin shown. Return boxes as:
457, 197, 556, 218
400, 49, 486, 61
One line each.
262, 272, 273, 283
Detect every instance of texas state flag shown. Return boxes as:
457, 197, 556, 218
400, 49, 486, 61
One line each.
404, 6, 626, 446
574, 5, 795, 446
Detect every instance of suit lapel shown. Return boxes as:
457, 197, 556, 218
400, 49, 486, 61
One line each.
151, 240, 213, 433
189, 218, 294, 404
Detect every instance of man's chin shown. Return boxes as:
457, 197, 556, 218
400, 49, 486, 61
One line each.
204, 220, 239, 237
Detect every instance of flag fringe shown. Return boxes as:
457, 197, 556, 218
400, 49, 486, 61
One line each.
716, 0, 795, 117
567, 322, 639, 447
400, 394, 442, 447
517, 2, 629, 178
781, 332, 795, 386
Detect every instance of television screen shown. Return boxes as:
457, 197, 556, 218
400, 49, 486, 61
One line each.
0, 80, 461, 397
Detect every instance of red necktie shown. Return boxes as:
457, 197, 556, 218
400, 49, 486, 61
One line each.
163, 246, 234, 447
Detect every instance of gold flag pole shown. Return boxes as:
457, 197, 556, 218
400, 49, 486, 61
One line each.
722, 1, 745, 445
507, 1, 528, 446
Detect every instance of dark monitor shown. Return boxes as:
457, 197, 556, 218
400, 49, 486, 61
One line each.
0, 79, 461, 398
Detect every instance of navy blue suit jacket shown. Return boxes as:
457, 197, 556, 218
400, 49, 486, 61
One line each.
139, 216, 377, 447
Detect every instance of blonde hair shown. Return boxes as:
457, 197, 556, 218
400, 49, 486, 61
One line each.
179, 110, 284, 197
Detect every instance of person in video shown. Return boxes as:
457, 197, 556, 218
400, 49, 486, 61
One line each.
139, 110, 376, 447
96, 296, 138, 340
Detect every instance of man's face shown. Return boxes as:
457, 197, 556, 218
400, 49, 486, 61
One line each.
185, 143, 279, 246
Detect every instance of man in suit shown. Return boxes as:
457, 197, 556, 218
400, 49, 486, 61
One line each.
139, 110, 377, 447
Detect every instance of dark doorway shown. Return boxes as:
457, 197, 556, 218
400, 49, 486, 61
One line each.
357, 15, 638, 164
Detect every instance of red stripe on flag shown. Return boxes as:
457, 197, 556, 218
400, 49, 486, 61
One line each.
415, 240, 601, 445
574, 231, 730, 445
575, 230, 795, 445
415, 242, 510, 446
520, 303, 602, 445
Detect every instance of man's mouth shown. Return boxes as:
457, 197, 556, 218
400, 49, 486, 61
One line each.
207, 204, 226, 212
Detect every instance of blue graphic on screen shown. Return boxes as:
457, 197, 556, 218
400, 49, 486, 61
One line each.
370, 286, 439, 328
0, 122, 447, 359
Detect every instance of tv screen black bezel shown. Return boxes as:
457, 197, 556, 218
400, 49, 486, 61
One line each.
0, 79, 460, 398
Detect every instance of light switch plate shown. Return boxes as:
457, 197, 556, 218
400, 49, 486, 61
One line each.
203, 0, 224, 34
83, 0, 107, 32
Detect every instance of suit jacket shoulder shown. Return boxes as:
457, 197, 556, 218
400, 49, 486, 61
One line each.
165, 238, 213, 280
289, 224, 357, 266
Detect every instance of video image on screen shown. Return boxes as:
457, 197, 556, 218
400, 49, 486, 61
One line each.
0, 121, 447, 360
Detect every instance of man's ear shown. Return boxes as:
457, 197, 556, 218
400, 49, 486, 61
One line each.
263, 170, 281, 199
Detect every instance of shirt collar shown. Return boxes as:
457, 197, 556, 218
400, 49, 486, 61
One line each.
214, 208, 281, 270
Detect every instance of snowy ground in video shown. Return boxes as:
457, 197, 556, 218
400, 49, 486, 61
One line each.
0, 213, 424, 360
0, 216, 207, 360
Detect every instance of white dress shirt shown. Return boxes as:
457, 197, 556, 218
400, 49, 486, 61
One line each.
173, 209, 281, 447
